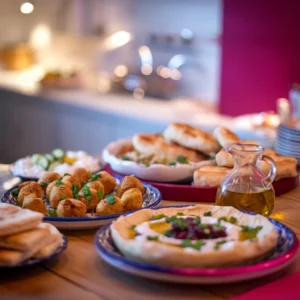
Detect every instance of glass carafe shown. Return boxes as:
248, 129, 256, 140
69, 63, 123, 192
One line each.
216, 143, 276, 216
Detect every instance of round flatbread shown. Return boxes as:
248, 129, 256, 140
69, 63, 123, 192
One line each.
132, 133, 206, 163
111, 205, 278, 268
163, 123, 220, 156
213, 126, 241, 148
193, 165, 232, 186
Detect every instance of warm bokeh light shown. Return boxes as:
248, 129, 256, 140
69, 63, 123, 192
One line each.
20, 2, 34, 14
159, 67, 171, 79
29, 24, 52, 49
141, 64, 153, 76
104, 31, 132, 51
114, 65, 128, 77
97, 72, 111, 93
133, 88, 144, 100
170, 69, 182, 80
138, 45, 153, 75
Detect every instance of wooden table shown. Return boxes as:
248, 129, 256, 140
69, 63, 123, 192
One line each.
1, 185, 300, 300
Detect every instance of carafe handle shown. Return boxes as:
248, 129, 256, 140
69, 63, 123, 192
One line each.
262, 155, 277, 188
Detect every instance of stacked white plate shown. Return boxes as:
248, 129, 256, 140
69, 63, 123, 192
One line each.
276, 123, 300, 163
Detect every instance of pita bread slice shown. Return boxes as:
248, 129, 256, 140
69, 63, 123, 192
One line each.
0, 248, 25, 266
0, 225, 52, 251
34, 234, 63, 258
34, 223, 63, 258
0, 203, 43, 237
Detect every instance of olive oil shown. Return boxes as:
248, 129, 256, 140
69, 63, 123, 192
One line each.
150, 222, 172, 234
216, 184, 275, 216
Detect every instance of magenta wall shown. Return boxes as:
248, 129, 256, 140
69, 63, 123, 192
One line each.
220, 0, 300, 116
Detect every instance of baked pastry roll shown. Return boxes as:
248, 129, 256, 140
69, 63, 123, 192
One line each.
163, 123, 220, 156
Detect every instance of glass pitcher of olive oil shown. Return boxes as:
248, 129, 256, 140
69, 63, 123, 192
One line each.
216, 143, 276, 216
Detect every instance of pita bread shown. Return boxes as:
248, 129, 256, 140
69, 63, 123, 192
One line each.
34, 224, 63, 258
193, 166, 231, 186
216, 149, 234, 167
133, 133, 206, 162
213, 126, 240, 148
259, 156, 298, 181
163, 123, 220, 156
0, 204, 43, 237
0, 224, 52, 251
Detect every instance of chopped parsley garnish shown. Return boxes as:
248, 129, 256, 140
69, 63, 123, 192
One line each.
169, 161, 176, 166
55, 180, 63, 187
145, 163, 150, 167
129, 225, 136, 230
97, 190, 104, 200
204, 211, 212, 217
40, 182, 48, 188
177, 155, 188, 164
151, 214, 166, 220
165, 215, 177, 222
218, 216, 227, 223
180, 239, 205, 250
88, 173, 101, 182
192, 240, 205, 250
11, 188, 20, 198
193, 216, 201, 225
122, 155, 130, 161
82, 185, 92, 204
60, 196, 67, 200
72, 184, 79, 196
163, 229, 173, 237
147, 236, 159, 241
64, 173, 71, 176
239, 225, 263, 241
106, 194, 116, 204
241, 225, 263, 233
214, 240, 227, 250
229, 216, 237, 224
177, 212, 184, 216
47, 208, 57, 217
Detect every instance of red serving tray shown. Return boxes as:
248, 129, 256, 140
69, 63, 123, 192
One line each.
105, 165, 299, 202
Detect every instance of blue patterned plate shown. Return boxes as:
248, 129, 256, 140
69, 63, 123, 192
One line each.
0, 235, 68, 269
94, 206, 299, 284
1, 176, 162, 230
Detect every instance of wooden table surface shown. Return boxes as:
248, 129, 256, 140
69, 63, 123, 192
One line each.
1, 181, 300, 300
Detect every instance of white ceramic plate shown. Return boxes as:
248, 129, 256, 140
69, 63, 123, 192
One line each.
102, 139, 214, 182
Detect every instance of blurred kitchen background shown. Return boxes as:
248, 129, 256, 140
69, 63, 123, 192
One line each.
1, 0, 300, 162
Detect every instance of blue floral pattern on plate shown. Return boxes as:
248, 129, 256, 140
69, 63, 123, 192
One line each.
1, 176, 162, 222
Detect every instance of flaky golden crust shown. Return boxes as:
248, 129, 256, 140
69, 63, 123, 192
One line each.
120, 188, 143, 212
116, 176, 145, 198
17, 182, 43, 205
49, 185, 73, 209
97, 171, 117, 195
96, 196, 122, 216
193, 166, 231, 186
57, 199, 87, 217
163, 123, 220, 156
133, 133, 206, 162
213, 126, 241, 148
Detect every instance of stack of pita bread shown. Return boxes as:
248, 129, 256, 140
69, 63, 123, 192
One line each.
193, 127, 298, 186
0, 203, 64, 266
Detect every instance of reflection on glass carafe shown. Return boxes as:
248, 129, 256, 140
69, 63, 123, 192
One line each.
216, 143, 276, 216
